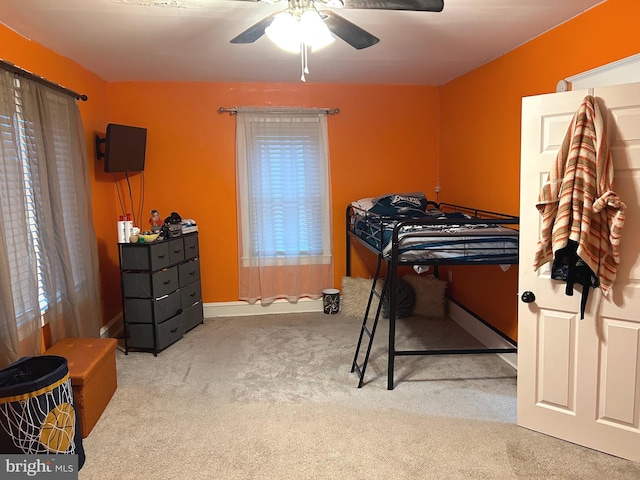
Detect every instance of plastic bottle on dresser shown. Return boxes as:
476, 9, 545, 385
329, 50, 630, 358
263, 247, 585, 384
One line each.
117, 215, 126, 243
124, 213, 133, 243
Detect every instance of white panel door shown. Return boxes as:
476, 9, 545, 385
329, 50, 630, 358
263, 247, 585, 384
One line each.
517, 82, 640, 462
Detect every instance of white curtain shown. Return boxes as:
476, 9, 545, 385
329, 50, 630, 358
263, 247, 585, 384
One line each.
0, 71, 101, 367
236, 108, 334, 305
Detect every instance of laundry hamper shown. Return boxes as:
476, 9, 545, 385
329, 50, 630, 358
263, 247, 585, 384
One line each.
0, 355, 85, 468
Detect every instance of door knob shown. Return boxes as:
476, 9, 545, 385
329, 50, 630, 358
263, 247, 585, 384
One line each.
521, 291, 536, 303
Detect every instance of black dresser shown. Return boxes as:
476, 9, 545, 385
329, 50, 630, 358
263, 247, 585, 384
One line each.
118, 232, 203, 355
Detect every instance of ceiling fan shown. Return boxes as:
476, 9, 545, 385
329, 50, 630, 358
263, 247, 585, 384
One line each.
112, 0, 444, 81
231, 0, 445, 51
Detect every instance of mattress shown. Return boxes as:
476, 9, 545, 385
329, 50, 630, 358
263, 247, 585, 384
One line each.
350, 209, 519, 264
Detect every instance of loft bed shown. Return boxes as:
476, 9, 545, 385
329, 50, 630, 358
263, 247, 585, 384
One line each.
346, 193, 519, 390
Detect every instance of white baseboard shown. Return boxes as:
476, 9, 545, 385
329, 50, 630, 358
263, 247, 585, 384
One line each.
447, 299, 518, 370
100, 313, 123, 339
204, 298, 323, 318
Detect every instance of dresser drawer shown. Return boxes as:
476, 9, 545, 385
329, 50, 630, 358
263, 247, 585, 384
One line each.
183, 233, 199, 260
178, 258, 200, 287
122, 266, 178, 298
168, 237, 185, 266
183, 301, 203, 332
128, 312, 184, 351
121, 241, 170, 271
124, 289, 181, 324
180, 280, 201, 309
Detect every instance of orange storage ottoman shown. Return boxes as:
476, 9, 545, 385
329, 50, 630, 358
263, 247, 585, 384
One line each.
45, 337, 118, 438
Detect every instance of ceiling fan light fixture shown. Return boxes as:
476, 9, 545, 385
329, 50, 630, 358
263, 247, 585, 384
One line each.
300, 9, 334, 51
264, 5, 335, 81
265, 11, 301, 53
265, 7, 334, 54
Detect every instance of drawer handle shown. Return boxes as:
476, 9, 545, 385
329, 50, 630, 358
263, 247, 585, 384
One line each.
189, 271, 195, 276
174, 249, 182, 254
157, 254, 166, 259
170, 327, 178, 333
163, 280, 172, 285
189, 292, 196, 297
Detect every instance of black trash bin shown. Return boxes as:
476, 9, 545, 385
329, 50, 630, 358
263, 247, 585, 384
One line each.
0, 355, 85, 468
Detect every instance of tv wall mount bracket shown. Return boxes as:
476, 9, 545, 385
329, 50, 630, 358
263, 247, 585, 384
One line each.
95, 134, 105, 161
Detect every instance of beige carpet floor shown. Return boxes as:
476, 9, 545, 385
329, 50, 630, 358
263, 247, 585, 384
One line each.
79, 312, 640, 479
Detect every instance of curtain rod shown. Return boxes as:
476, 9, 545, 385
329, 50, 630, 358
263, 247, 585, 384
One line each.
0, 58, 88, 102
218, 106, 339, 116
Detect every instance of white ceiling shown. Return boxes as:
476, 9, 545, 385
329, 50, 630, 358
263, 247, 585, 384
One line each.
0, 0, 605, 85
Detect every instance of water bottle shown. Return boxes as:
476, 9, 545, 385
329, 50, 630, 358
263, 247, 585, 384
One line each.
125, 213, 133, 242
117, 215, 126, 243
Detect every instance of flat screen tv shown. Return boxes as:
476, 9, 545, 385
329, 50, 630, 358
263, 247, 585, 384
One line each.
102, 123, 147, 173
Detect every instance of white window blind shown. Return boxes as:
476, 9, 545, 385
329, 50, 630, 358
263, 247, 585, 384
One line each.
237, 111, 331, 266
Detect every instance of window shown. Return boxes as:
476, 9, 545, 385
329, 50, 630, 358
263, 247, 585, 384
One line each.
0, 71, 100, 353
235, 108, 334, 304
0, 77, 46, 329
237, 110, 331, 265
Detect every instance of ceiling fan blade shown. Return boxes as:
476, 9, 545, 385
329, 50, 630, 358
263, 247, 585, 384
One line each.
339, 0, 444, 11
321, 10, 379, 50
230, 12, 278, 44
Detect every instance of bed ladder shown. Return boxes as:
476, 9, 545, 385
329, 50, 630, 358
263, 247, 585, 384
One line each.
350, 254, 388, 388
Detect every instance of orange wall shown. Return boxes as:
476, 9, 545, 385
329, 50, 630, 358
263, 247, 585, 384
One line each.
439, 0, 640, 340
105, 82, 440, 302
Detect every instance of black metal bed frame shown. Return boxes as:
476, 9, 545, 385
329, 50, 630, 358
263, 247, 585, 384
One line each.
346, 201, 519, 390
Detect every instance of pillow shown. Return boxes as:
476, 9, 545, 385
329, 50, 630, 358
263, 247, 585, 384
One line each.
340, 277, 381, 318
381, 277, 416, 319
350, 197, 374, 212
403, 274, 448, 317
369, 192, 428, 216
